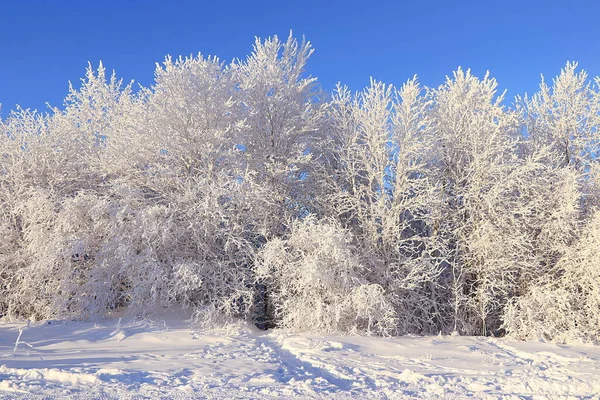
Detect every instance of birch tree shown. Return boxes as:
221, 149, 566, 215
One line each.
322, 78, 443, 335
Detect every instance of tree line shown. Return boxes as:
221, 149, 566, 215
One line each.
1, 34, 599, 343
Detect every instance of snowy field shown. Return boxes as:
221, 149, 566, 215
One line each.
1, 312, 599, 399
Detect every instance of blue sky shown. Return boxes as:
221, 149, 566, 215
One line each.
1, 0, 599, 117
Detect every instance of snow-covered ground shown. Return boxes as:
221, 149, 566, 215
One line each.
1, 311, 599, 399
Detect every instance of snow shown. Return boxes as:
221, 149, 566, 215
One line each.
1, 312, 600, 399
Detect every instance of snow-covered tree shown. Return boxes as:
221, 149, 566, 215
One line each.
321, 78, 443, 334
428, 69, 526, 335
517, 62, 600, 172
232, 33, 325, 236
501, 63, 598, 342
505, 209, 600, 343
254, 215, 396, 334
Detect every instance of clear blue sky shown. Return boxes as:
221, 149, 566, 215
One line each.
1, 0, 599, 117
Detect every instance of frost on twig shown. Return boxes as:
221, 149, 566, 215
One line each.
13, 320, 33, 355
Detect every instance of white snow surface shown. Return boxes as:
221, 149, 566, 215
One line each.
1, 310, 599, 399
